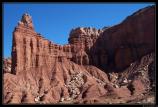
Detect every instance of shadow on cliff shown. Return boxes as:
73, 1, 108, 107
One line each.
88, 5, 155, 73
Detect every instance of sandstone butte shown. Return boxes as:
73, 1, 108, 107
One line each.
3, 5, 155, 104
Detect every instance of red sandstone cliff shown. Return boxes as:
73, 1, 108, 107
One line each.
3, 5, 155, 104
89, 5, 155, 71
5, 13, 110, 104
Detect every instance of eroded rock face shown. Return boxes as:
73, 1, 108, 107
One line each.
4, 58, 110, 104
69, 27, 102, 46
3, 58, 12, 73
5, 13, 110, 104
11, 13, 69, 75
4, 5, 155, 104
68, 27, 103, 65
91, 5, 155, 71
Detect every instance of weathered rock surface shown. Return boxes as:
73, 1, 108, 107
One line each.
3, 58, 12, 73
3, 5, 155, 104
68, 27, 103, 65
89, 5, 155, 71
4, 58, 110, 104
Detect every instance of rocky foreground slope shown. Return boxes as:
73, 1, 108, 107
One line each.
3, 5, 155, 104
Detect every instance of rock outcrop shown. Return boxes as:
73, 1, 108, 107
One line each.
89, 5, 155, 71
11, 13, 73, 75
68, 27, 103, 65
3, 5, 155, 104
5, 13, 110, 104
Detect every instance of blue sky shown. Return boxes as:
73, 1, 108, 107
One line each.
3, 3, 155, 58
